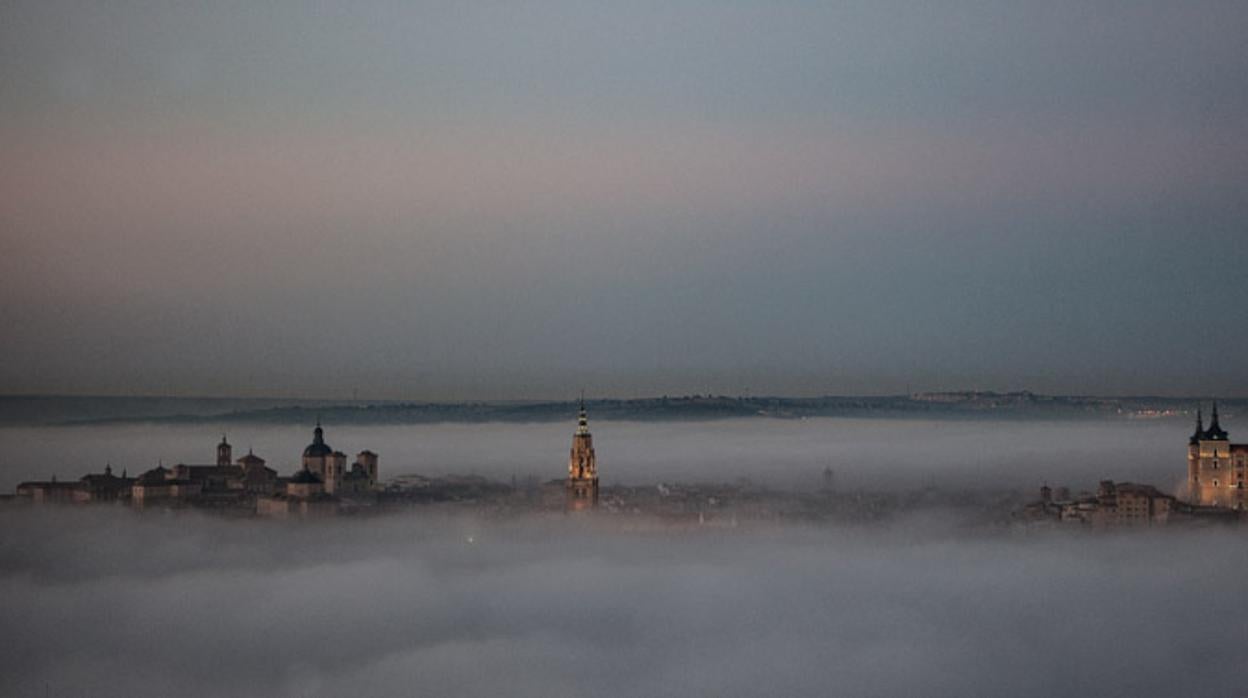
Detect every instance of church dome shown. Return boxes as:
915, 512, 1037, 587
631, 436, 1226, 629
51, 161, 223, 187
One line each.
303, 424, 333, 457
290, 469, 323, 484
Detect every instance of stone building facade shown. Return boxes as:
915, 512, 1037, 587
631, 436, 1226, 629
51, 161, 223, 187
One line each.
256, 423, 380, 517
1186, 404, 1247, 510
1025, 480, 1176, 526
17, 465, 135, 504
297, 422, 378, 495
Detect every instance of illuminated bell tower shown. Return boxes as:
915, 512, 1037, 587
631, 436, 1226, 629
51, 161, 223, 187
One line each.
567, 397, 599, 511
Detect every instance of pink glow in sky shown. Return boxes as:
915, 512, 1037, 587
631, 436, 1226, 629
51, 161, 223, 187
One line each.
2, 0, 1246, 398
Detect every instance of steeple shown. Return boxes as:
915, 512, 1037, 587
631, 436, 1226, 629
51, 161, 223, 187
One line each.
1205, 401, 1228, 440
567, 395, 598, 511
576, 393, 589, 436
1190, 408, 1205, 444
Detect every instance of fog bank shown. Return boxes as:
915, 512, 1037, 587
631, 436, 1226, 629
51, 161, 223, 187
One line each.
2, 508, 1245, 697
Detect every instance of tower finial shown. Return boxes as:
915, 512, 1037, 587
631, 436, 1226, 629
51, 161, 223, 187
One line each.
576, 393, 589, 435
1205, 400, 1228, 440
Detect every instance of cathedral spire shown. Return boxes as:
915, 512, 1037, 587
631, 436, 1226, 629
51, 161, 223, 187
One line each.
576, 393, 589, 435
567, 394, 598, 511
1190, 407, 1204, 444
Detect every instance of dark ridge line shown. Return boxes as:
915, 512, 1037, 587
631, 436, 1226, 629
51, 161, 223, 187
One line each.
47, 393, 1245, 427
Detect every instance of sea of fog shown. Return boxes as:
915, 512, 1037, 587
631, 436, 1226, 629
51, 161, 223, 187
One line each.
2, 509, 1247, 697
0, 416, 1202, 495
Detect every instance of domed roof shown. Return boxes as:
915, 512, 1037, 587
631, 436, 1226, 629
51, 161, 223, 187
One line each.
303, 424, 333, 458
303, 444, 333, 457
238, 450, 265, 465
290, 469, 323, 484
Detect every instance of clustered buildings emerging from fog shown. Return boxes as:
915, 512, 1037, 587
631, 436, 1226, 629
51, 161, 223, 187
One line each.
13, 406, 604, 517
1023, 402, 1244, 527
17, 421, 380, 517
10, 401, 1247, 526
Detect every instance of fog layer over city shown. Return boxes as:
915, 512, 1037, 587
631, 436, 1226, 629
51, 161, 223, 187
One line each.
0, 417, 1197, 494
2, 508, 1245, 698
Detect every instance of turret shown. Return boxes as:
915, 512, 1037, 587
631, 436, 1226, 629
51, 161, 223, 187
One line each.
217, 434, 232, 466
1188, 409, 1202, 487
356, 450, 379, 488
1205, 402, 1229, 441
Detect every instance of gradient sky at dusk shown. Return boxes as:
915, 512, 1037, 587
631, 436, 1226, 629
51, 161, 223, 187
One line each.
2, 1, 1246, 399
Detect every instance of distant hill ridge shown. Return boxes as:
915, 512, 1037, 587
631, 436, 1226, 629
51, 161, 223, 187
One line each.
4, 391, 1237, 426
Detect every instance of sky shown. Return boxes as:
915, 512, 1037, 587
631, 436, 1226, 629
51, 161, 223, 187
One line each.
3, 508, 1248, 697
2, 1, 1246, 400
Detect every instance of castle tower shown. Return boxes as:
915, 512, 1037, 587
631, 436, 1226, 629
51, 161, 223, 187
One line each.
217, 434, 232, 467
324, 451, 347, 494
1187, 402, 1245, 509
356, 450, 379, 488
566, 398, 599, 511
